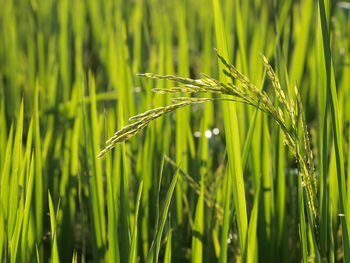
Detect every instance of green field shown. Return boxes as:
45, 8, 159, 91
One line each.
1, 0, 350, 262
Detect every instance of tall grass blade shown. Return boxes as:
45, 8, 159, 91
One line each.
318, 0, 350, 260
213, 0, 248, 258
219, 169, 231, 263
21, 154, 35, 262
106, 141, 119, 263
48, 191, 60, 263
88, 73, 106, 261
246, 182, 260, 263
164, 224, 172, 263
7, 100, 23, 240
298, 170, 308, 263
147, 168, 179, 263
129, 181, 143, 263
191, 174, 204, 262
34, 81, 43, 256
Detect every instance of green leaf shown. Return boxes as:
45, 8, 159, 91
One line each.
213, 0, 248, 258
48, 191, 60, 263
129, 181, 143, 263
147, 169, 179, 263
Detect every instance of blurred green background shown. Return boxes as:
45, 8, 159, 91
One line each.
1, 0, 350, 262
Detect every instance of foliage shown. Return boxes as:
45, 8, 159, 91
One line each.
1, 0, 350, 262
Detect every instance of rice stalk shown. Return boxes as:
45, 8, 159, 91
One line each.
97, 53, 318, 221
97, 100, 208, 158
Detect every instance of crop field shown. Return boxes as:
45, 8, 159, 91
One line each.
1, 0, 350, 262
